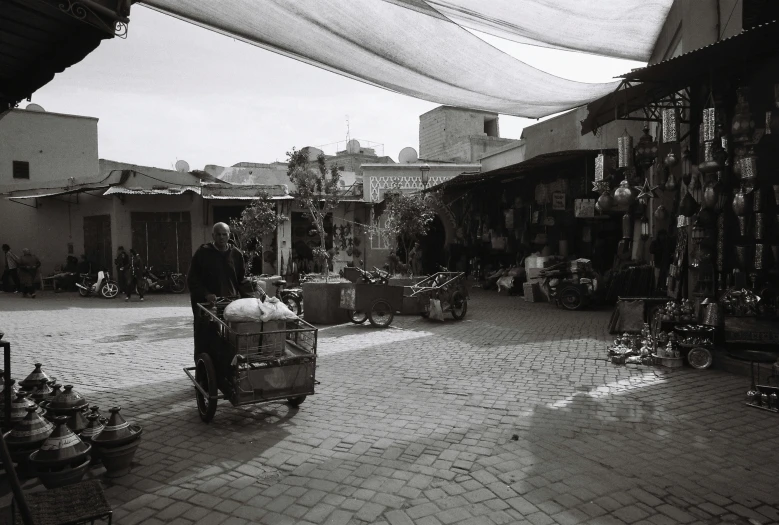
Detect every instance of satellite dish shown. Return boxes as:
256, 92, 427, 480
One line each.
346, 139, 361, 154
398, 147, 418, 164
25, 103, 45, 112
303, 146, 324, 162
175, 160, 190, 172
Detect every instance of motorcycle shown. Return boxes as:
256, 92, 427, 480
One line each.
539, 259, 601, 311
138, 266, 187, 294
270, 279, 303, 316
76, 271, 119, 299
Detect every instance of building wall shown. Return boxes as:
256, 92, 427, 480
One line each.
649, 0, 740, 66
361, 163, 480, 202
0, 109, 99, 192
419, 106, 502, 161
440, 136, 518, 163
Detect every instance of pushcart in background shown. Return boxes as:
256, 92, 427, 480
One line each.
409, 271, 468, 321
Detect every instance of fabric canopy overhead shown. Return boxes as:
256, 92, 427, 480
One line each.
142, 0, 625, 118
420, 0, 673, 61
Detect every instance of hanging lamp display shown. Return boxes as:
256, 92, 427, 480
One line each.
731, 87, 755, 143
662, 107, 679, 143
613, 179, 635, 207
622, 213, 632, 239
635, 125, 658, 168
618, 130, 634, 168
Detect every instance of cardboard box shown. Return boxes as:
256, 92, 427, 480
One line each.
526, 268, 544, 280
523, 282, 542, 302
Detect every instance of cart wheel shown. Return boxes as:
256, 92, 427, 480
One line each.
100, 280, 119, 299
369, 300, 394, 328
450, 291, 468, 320
348, 310, 368, 324
195, 353, 218, 423
287, 395, 307, 407
687, 347, 713, 370
558, 285, 585, 311
284, 296, 302, 316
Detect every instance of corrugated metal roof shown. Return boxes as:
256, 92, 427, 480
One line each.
103, 186, 201, 196
200, 184, 292, 200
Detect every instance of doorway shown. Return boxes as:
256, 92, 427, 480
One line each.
130, 212, 192, 273
83, 215, 112, 271
420, 215, 446, 274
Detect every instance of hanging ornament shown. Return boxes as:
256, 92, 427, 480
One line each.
653, 205, 668, 221
613, 179, 635, 207
597, 191, 614, 212
634, 178, 660, 205
703, 107, 717, 142
681, 147, 692, 186
635, 125, 658, 168
664, 149, 678, 168
640, 216, 650, 240
592, 180, 610, 193
618, 130, 634, 168
702, 183, 722, 210
595, 152, 606, 181
698, 141, 721, 174
665, 172, 677, 191
662, 108, 679, 143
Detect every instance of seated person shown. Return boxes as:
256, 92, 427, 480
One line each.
53, 255, 79, 292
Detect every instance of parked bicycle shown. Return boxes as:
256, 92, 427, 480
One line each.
139, 266, 187, 294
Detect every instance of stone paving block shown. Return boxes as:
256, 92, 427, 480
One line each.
435, 506, 473, 524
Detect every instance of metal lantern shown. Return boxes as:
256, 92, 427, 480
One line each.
618, 130, 633, 168
662, 108, 679, 143
635, 125, 658, 168
595, 152, 605, 181
731, 87, 755, 143
740, 151, 757, 181
703, 108, 717, 142
622, 213, 632, 240
597, 191, 614, 212
664, 149, 678, 168
640, 216, 650, 240
613, 179, 635, 207
419, 163, 430, 188
698, 141, 721, 174
692, 225, 706, 244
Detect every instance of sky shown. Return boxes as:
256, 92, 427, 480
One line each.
28, 5, 643, 171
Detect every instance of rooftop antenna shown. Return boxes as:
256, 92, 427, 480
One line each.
345, 114, 350, 148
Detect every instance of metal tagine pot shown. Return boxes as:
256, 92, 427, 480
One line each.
90, 407, 143, 478
10, 392, 37, 425
29, 416, 92, 489
3, 406, 55, 476
19, 363, 51, 391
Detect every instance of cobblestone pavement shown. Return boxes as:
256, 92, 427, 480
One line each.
1, 289, 778, 525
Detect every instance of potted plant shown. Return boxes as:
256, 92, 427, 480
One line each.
287, 148, 349, 323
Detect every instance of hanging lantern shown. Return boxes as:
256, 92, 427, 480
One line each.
692, 225, 706, 244
703, 108, 717, 142
702, 183, 722, 210
635, 125, 658, 168
698, 141, 721, 174
662, 108, 679, 143
592, 180, 610, 193
740, 149, 757, 182
681, 147, 692, 185
664, 149, 678, 168
618, 130, 633, 168
665, 173, 677, 191
622, 213, 632, 240
680, 191, 700, 217
595, 152, 605, 181
731, 87, 755, 143
640, 216, 650, 240
653, 205, 668, 222
613, 179, 635, 207
597, 191, 614, 212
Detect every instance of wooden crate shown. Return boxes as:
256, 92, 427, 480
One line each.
523, 282, 542, 302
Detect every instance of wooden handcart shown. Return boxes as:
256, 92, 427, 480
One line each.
409, 272, 469, 321
184, 301, 318, 423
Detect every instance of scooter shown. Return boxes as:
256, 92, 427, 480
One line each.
76, 270, 120, 299
139, 266, 187, 294
272, 279, 303, 316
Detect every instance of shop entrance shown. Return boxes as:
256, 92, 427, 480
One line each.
83, 215, 112, 271
420, 215, 446, 274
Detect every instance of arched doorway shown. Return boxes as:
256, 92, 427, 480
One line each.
420, 215, 446, 274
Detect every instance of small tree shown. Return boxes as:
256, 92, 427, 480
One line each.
286, 147, 342, 281
230, 190, 287, 274
383, 192, 436, 273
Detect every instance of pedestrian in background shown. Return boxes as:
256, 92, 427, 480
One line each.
18, 248, 41, 298
1, 244, 20, 293
114, 246, 129, 293
125, 248, 145, 302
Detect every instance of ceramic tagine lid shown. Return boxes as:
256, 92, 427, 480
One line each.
30, 378, 53, 404
10, 392, 37, 424
66, 409, 89, 435
4, 406, 54, 448
91, 407, 142, 447
19, 363, 51, 391
47, 385, 89, 413
29, 416, 91, 467
0, 377, 20, 405
79, 413, 105, 443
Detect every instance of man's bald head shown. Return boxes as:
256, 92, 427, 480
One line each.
212, 222, 231, 251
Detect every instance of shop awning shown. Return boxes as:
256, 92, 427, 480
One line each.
580, 20, 779, 135
5, 188, 87, 200
425, 150, 595, 192
1, 0, 131, 110
103, 186, 201, 196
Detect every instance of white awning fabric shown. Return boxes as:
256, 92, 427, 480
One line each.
141, 0, 658, 118
423, 0, 673, 61
103, 186, 201, 196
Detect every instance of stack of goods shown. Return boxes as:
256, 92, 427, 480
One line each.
721, 288, 762, 316
607, 325, 654, 365
656, 299, 695, 323
3, 363, 143, 486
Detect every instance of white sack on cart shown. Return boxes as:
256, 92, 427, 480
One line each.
223, 298, 263, 322
258, 297, 299, 322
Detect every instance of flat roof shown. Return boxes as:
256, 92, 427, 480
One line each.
9, 108, 99, 122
